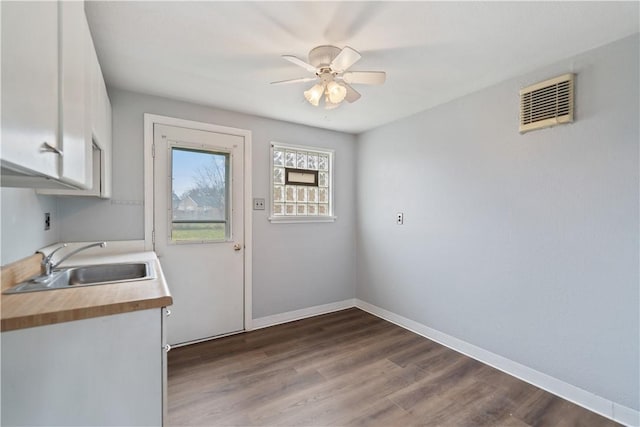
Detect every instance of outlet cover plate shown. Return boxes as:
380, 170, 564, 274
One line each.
253, 198, 266, 210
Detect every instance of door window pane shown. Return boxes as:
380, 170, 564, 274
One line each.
171, 147, 229, 242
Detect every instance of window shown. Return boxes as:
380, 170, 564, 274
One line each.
270, 142, 335, 222
170, 146, 230, 242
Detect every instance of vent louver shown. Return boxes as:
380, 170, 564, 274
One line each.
519, 73, 574, 133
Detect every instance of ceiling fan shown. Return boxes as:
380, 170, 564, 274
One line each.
272, 45, 386, 109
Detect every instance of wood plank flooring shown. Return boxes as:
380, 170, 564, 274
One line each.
167, 308, 619, 426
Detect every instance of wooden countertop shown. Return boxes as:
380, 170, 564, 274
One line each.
1, 252, 173, 332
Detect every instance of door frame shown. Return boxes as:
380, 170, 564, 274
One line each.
143, 113, 253, 331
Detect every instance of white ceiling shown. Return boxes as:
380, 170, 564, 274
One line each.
85, 1, 639, 134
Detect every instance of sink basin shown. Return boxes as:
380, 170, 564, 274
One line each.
68, 263, 151, 286
3, 262, 156, 294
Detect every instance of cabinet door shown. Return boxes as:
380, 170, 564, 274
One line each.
162, 307, 170, 425
1, 1, 60, 179
38, 14, 113, 198
59, 0, 92, 188
1, 309, 163, 426
99, 83, 113, 198
90, 21, 113, 198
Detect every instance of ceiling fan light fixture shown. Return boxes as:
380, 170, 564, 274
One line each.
324, 99, 342, 110
304, 83, 325, 106
326, 81, 347, 104
278, 45, 385, 108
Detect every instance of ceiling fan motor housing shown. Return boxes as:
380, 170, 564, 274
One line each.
308, 45, 341, 68
319, 70, 335, 84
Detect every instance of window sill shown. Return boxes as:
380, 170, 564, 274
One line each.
268, 216, 337, 224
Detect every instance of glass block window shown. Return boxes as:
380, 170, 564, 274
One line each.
270, 142, 335, 222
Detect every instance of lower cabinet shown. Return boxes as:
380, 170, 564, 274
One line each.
1, 308, 168, 426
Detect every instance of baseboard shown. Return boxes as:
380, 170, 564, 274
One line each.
354, 299, 639, 427
615, 404, 640, 427
251, 298, 357, 330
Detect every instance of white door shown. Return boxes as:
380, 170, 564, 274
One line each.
153, 124, 244, 345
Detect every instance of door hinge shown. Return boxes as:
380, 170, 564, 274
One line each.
152, 143, 156, 158
152, 230, 155, 245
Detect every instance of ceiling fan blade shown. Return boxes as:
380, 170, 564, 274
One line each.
342, 71, 386, 85
271, 77, 317, 85
330, 46, 362, 72
282, 55, 317, 73
343, 83, 361, 103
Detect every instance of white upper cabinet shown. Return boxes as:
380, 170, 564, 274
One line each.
1, 1, 61, 183
86, 15, 113, 199
90, 32, 113, 160
58, 1, 92, 189
38, 12, 113, 198
1, 1, 110, 192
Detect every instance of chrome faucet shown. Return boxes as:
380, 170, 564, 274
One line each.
40, 244, 67, 275
40, 242, 107, 276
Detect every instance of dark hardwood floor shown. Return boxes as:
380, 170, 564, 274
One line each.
167, 308, 618, 426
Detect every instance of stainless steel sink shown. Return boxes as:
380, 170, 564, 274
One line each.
68, 263, 152, 286
3, 262, 156, 294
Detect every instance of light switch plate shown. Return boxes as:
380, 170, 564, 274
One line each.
253, 198, 265, 210
396, 212, 404, 225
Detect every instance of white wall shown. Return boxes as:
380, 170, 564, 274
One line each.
0, 188, 59, 264
356, 34, 639, 411
57, 89, 358, 318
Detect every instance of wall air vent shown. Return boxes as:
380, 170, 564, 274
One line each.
519, 73, 574, 133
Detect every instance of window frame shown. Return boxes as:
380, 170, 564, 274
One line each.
269, 142, 336, 223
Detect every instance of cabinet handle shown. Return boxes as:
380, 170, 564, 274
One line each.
164, 344, 172, 352
42, 141, 63, 157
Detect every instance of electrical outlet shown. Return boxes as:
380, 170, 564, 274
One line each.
253, 198, 265, 210
396, 212, 404, 225
44, 212, 51, 230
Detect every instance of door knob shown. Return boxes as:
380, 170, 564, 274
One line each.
233, 243, 242, 251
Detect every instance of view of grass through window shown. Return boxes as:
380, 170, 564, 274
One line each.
171, 147, 229, 242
